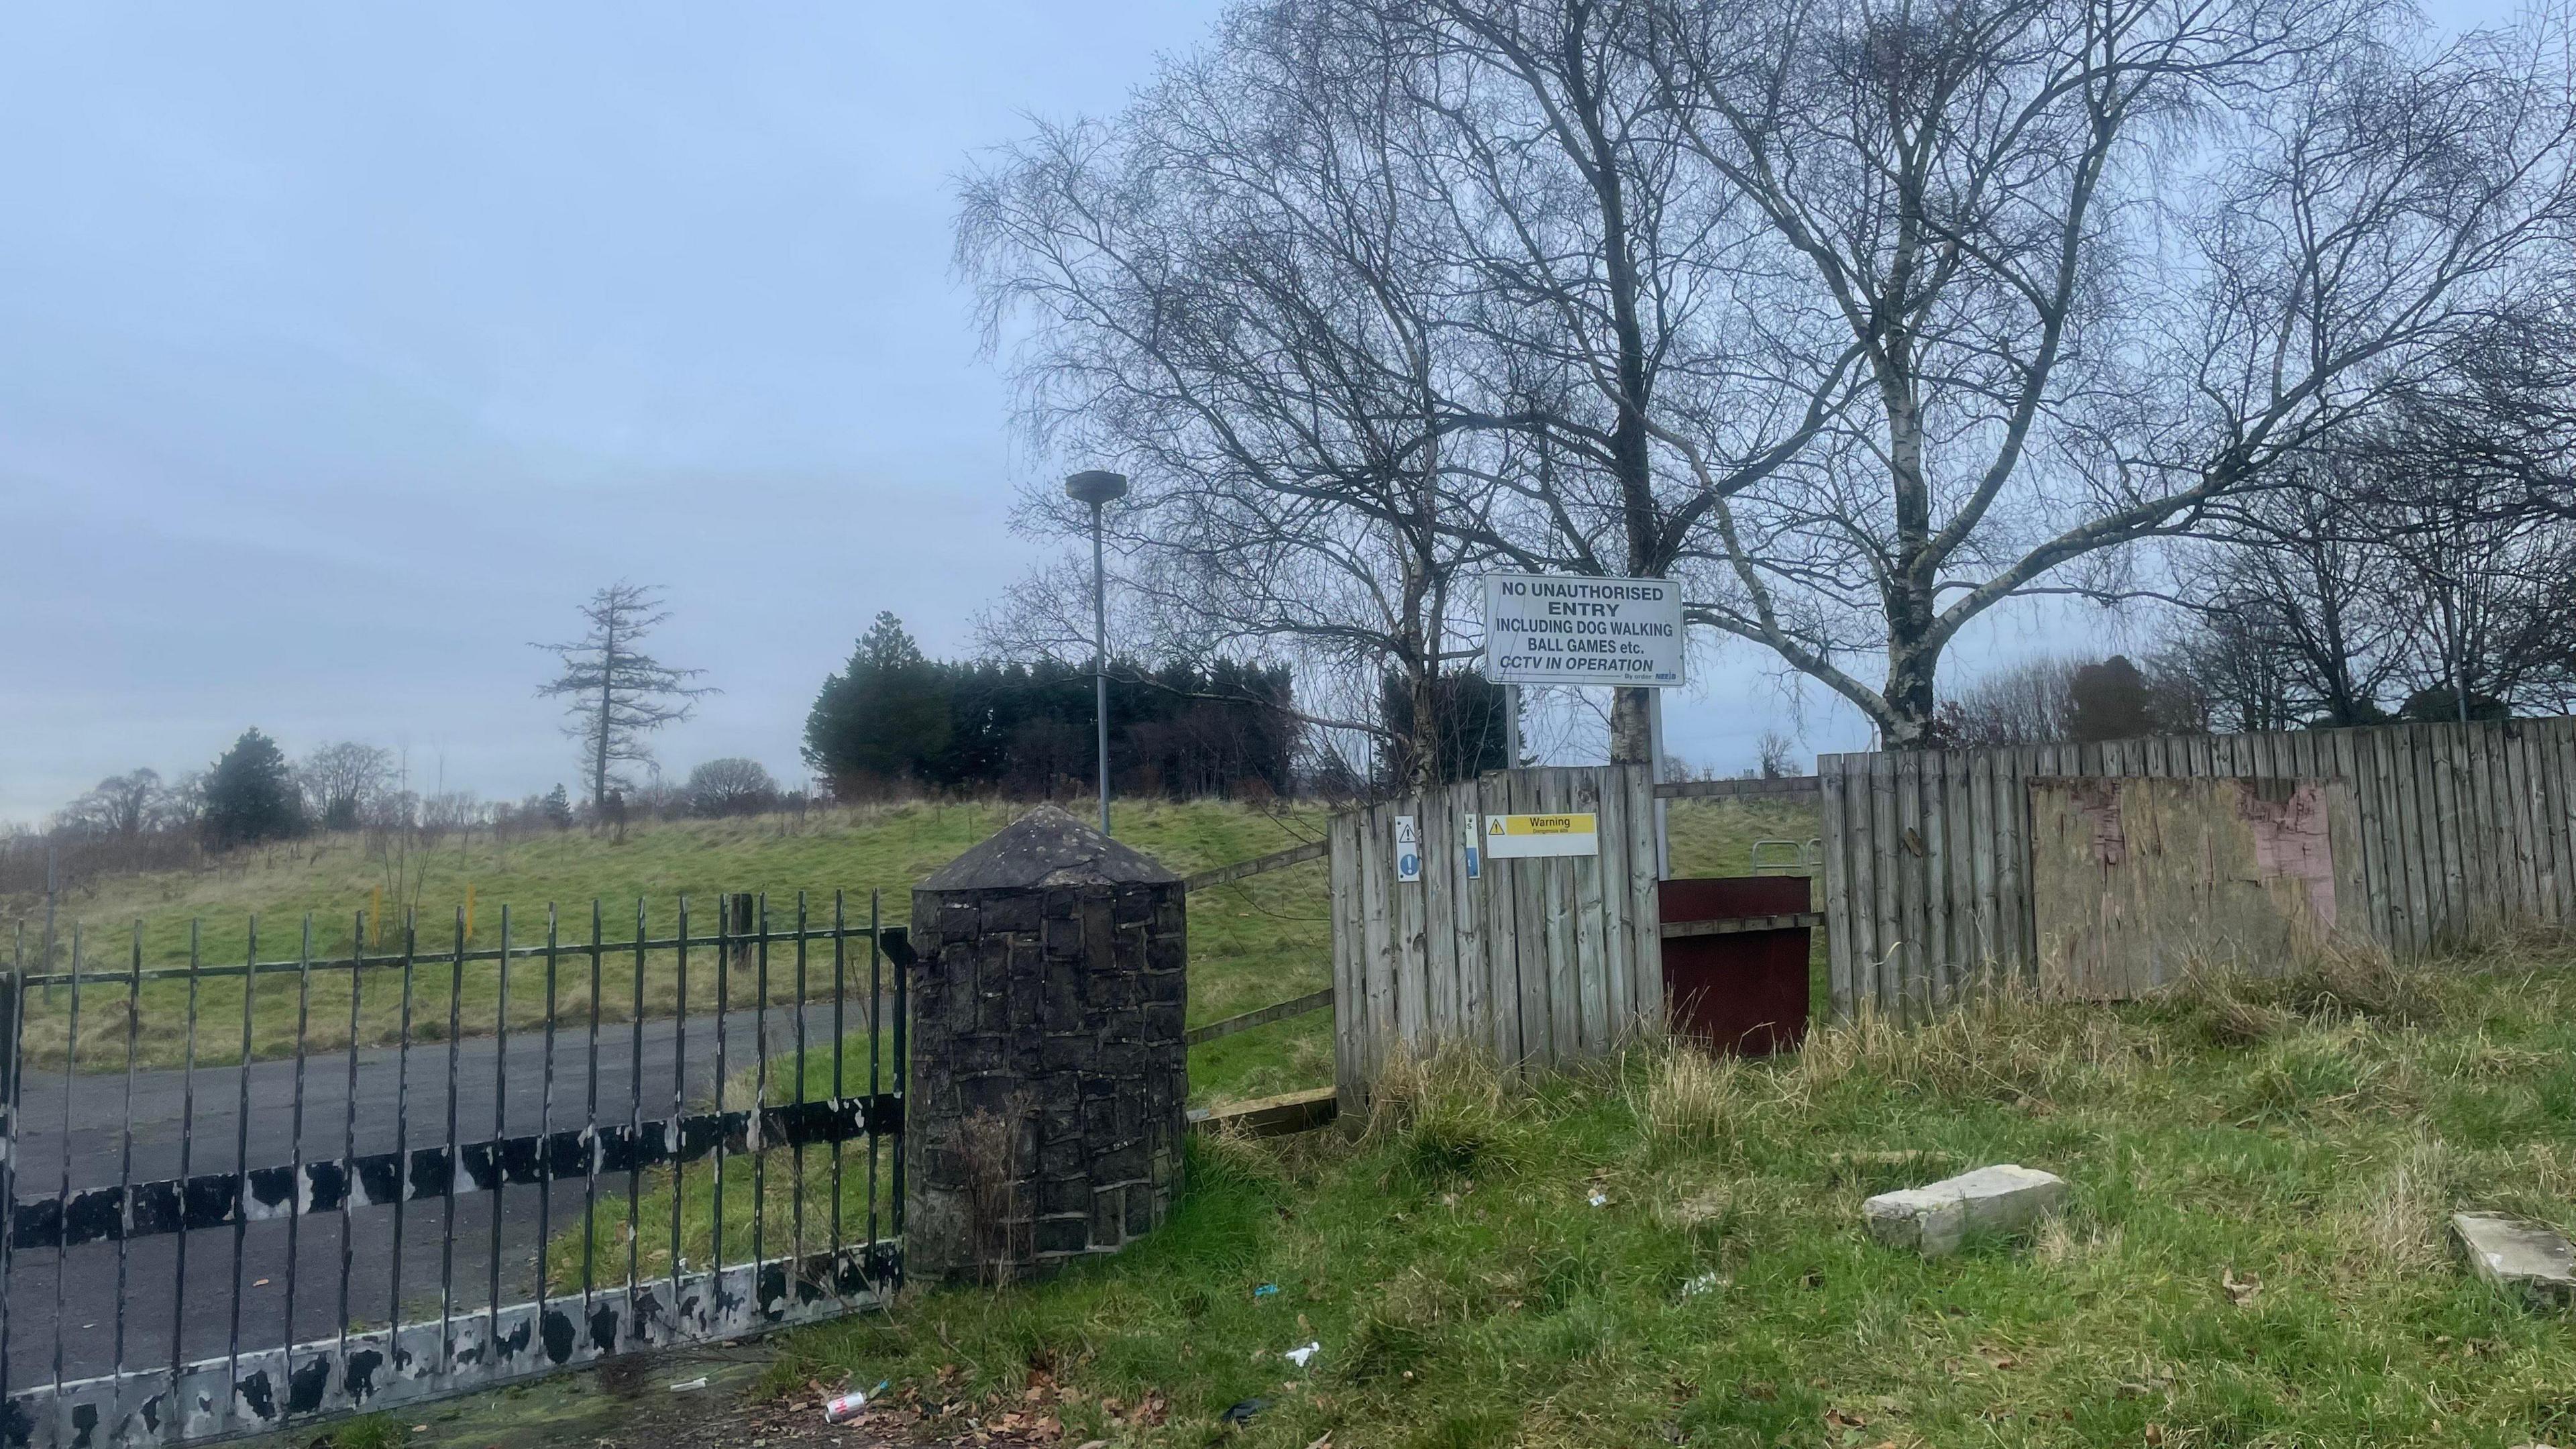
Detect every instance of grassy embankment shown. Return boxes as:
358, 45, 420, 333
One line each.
763, 943, 2576, 1449
1, 795, 1823, 1107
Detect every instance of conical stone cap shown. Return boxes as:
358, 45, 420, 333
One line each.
918, 805, 1181, 892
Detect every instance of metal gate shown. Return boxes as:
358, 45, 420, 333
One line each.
0, 892, 906, 1448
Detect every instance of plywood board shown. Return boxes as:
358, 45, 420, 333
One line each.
2030, 776, 2367, 1000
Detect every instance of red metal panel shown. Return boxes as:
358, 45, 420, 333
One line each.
1658, 877, 1811, 1056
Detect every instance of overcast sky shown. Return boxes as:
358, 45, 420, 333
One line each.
0, 1, 2511, 824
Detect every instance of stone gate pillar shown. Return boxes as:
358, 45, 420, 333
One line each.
903, 806, 1187, 1283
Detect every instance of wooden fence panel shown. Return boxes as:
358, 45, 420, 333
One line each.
1477, 772, 1523, 1065
1623, 764, 1664, 1027
1817, 716, 2576, 1014
1589, 765, 1633, 1037
1417, 791, 1456, 1043
1330, 766, 1663, 1102
1820, 767, 1856, 1017
1329, 812, 1364, 1113
1507, 769, 1552, 1065
2544, 727, 2565, 918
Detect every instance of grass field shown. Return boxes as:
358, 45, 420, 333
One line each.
0, 794, 1821, 1107
771, 943, 2576, 1448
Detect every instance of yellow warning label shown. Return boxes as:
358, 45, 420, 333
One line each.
1487, 813, 1595, 836
1483, 812, 1599, 858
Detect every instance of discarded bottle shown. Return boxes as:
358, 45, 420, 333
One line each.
822, 1381, 891, 1424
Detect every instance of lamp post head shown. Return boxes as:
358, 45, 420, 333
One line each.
1064, 470, 1130, 506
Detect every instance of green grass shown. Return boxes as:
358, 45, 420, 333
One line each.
764, 942, 2576, 1449
0, 793, 1823, 1106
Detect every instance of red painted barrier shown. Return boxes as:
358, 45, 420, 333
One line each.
1658, 877, 1812, 1055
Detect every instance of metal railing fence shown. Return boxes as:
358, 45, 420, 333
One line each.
0, 891, 905, 1449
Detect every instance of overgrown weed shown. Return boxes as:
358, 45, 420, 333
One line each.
767, 952, 2576, 1448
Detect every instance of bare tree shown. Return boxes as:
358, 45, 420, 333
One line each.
966, 0, 2576, 761
2182, 474, 2404, 727
2373, 449, 2576, 720
1935, 657, 2080, 746
58, 769, 165, 839
299, 741, 395, 830
533, 583, 715, 811
2169, 343, 2576, 729
686, 758, 779, 818
1642, 0, 2576, 745
1338, 0, 1855, 764
961, 7, 1510, 792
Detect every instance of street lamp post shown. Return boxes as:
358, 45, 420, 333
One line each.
1065, 470, 1130, 835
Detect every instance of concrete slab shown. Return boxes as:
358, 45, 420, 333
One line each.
1863, 1164, 2068, 1256
2451, 1212, 2576, 1303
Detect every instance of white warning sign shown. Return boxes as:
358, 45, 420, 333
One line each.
1394, 814, 1421, 883
1483, 573, 1684, 686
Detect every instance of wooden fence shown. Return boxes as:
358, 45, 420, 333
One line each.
1819, 716, 2576, 1017
1329, 765, 1662, 1107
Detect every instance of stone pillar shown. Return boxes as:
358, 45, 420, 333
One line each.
904, 806, 1187, 1283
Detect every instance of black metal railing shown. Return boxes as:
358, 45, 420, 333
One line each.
0, 892, 905, 1449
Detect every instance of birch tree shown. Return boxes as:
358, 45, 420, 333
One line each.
1644, 0, 2576, 743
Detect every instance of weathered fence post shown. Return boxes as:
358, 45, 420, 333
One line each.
904, 806, 1187, 1283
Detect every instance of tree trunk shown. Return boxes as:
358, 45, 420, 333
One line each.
593, 615, 616, 810
1883, 643, 1939, 749
1609, 688, 1654, 767
1881, 340, 1939, 750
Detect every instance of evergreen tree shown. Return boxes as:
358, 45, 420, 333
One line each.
202, 728, 305, 848
1377, 669, 1511, 787
542, 784, 575, 829
803, 612, 954, 794
2066, 657, 2158, 742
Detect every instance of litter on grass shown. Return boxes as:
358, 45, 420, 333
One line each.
822, 1383, 890, 1423
1680, 1271, 1723, 1297
1285, 1342, 1322, 1369
1254, 1283, 1280, 1298
1588, 1191, 1609, 1208
668, 1377, 709, 1393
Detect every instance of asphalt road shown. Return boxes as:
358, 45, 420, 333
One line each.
3, 998, 896, 1390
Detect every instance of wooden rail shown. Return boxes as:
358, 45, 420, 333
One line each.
1187, 1086, 1340, 1138
1184, 987, 1335, 1046
1660, 912, 1822, 939
1656, 775, 1822, 800
1182, 838, 1329, 892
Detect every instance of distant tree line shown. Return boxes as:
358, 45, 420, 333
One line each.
804, 612, 1303, 801
5, 722, 802, 903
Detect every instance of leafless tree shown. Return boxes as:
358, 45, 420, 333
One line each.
298, 741, 395, 830
533, 583, 714, 810
1935, 657, 2080, 746
2169, 341, 2576, 729
686, 757, 779, 818
967, 0, 2576, 761
1339, 0, 1855, 763
2371, 452, 2576, 720
1642, 0, 2576, 745
57, 769, 165, 838
960, 6, 1511, 791
2182, 475, 2404, 727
